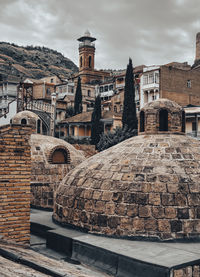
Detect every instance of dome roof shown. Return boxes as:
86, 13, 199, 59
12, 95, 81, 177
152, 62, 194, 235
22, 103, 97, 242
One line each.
31, 134, 85, 165
53, 99, 200, 241
12, 111, 39, 122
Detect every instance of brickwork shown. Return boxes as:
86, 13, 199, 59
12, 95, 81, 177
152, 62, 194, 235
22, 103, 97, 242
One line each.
0, 124, 31, 244
31, 134, 85, 209
172, 265, 200, 277
54, 99, 200, 241
160, 65, 200, 106
139, 99, 184, 135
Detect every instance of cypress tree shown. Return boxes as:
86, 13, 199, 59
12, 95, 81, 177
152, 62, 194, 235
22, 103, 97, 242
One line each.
122, 58, 137, 130
91, 95, 103, 146
74, 77, 82, 115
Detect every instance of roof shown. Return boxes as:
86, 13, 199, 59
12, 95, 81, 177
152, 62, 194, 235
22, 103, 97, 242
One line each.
60, 110, 121, 124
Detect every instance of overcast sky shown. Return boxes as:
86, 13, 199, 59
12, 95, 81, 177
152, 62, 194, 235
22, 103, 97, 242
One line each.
0, 0, 200, 70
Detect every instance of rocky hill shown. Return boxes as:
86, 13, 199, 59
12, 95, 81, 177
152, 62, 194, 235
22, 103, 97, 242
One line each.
0, 42, 78, 80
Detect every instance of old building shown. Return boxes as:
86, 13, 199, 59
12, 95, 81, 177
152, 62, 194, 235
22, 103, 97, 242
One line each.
57, 110, 122, 139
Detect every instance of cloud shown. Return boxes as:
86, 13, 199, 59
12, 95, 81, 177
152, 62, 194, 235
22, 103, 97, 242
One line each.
0, 0, 199, 69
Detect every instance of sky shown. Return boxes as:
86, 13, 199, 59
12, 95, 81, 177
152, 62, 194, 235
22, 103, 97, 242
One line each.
0, 0, 200, 70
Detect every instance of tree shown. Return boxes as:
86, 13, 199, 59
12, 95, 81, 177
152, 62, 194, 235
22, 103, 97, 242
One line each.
122, 58, 137, 131
97, 126, 137, 152
74, 77, 82, 114
90, 95, 104, 146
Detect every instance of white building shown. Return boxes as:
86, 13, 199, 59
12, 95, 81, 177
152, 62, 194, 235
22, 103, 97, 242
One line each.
140, 66, 160, 109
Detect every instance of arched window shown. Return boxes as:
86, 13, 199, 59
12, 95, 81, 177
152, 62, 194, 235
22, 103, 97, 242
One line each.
182, 110, 185, 133
89, 56, 92, 68
140, 111, 145, 132
37, 119, 41, 134
21, 118, 27, 125
48, 147, 70, 164
159, 109, 168, 131
80, 56, 82, 68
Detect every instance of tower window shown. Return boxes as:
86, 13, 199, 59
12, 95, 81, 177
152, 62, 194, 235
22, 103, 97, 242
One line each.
182, 110, 185, 133
21, 118, 27, 125
88, 90, 91, 97
114, 105, 117, 113
140, 111, 145, 132
159, 109, 168, 131
89, 56, 92, 68
80, 56, 82, 68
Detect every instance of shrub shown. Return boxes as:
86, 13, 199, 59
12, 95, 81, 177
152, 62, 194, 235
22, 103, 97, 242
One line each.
97, 126, 137, 152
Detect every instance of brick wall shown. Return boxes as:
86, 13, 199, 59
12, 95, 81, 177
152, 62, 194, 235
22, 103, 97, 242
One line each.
160, 66, 200, 106
0, 124, 31, 244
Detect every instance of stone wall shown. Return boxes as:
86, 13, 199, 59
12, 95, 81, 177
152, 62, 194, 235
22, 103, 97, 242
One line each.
0, 124, 31, 244
172, 265, 200, 277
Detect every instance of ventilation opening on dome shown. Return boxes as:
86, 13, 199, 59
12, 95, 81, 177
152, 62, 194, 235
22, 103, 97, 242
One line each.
21, 118, 27, 125
49, 148, 70, 164
159, 109, 168, 131
182, 110, 185, 133
140, 111, 145, 132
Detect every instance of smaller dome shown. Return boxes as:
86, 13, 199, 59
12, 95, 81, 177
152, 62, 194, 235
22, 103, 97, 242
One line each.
12, 111, 39, 129
139, 98, 185, 135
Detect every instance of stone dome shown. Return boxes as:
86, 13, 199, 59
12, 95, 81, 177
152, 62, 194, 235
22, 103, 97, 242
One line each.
53, 99, 200, 241
31, 134, 85, 209
12, 111, 39, 132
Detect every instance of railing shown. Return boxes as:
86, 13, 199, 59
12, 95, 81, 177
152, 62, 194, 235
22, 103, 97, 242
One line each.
79, 42, 95, 48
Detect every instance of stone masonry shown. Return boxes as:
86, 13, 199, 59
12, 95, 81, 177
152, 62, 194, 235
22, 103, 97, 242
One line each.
0, 124, 31, 244
53, 99, 200, 241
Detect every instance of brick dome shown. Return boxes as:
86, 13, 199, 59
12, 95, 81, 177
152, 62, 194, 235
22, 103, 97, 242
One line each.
53, 99, 200, 241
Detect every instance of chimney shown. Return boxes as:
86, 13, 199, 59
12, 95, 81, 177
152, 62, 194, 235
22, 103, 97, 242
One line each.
195, 32, 200, 61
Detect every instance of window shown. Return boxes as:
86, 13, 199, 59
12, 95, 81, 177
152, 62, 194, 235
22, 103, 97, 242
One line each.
104, 86, 108, 92
149, 73, 154, 84
100, 86, 103, 93
21, 118, 27, 125
182, 111, 185, 133
155, 73, 159, 83
159, 109, 168, 131
88, 90, 91, 97
187, 80, 191, 88
80, 56, 82, 67
109, 85, 113, 90
143, 75, 148, 85
114, 105, 117, 113
120, 105, 123, 112
140, 111, 145, 132
51, 78, 54, 83
89, 56, 92, 68
46, 88, 51, 95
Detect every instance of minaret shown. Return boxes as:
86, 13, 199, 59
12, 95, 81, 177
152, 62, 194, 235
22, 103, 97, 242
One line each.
195, 32, 200, 62
77, 30, 96, 71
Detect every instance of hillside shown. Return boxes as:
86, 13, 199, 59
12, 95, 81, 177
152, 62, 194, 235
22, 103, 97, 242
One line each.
0, 42, 78, 80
